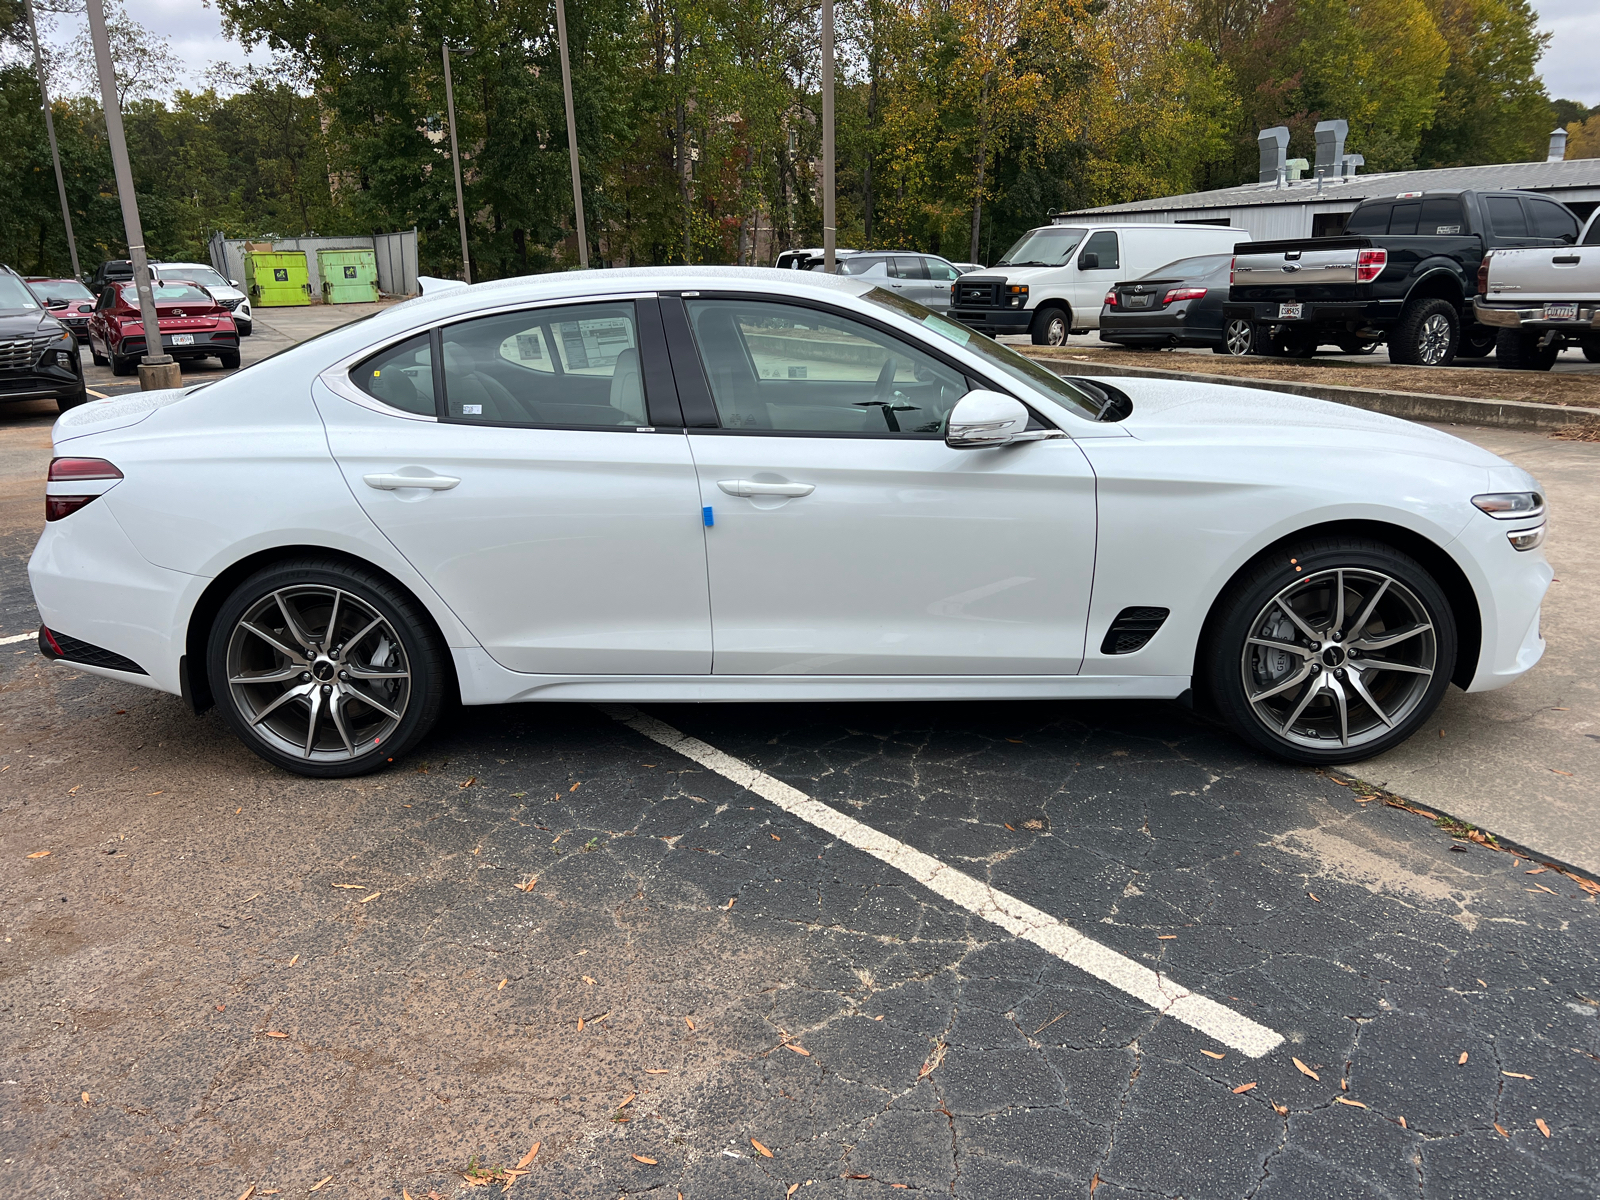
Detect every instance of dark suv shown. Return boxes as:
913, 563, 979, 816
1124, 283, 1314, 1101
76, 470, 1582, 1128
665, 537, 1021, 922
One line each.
1, 264, 87, 413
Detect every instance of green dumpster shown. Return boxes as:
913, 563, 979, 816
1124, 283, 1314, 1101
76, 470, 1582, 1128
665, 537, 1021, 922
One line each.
318, 249, 380, 304
244, 250, 312, 307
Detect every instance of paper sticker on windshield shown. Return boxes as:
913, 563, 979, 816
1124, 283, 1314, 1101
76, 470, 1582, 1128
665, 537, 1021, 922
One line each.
921, 313, 972, 346
462, 404, 482, 415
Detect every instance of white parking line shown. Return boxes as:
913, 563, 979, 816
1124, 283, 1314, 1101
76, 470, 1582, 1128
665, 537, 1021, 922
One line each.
606, 705, 1285, 1059
0, 632, 35, 646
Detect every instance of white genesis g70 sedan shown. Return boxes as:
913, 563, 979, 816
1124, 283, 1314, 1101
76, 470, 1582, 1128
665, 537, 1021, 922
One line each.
30, 267, 1551, 777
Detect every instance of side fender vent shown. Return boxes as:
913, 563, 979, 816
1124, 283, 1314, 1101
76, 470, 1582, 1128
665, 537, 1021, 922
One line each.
1100, 607, 1170, 655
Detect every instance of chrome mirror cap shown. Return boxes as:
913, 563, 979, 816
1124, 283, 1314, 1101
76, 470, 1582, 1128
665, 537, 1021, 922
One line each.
946, 390, 1032, 449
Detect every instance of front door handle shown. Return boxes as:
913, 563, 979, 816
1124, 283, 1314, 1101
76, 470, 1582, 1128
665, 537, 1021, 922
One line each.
717, 479, 815, 498
364, 472, 461, 491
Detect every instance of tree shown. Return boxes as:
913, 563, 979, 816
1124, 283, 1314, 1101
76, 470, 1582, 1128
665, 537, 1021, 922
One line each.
1415, 0, 1550, 167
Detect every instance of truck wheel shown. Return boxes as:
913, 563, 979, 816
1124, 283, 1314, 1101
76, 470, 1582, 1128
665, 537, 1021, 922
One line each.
1582, 336, 1600, 364
1030, 306, 1070, 347
1392, 298, 1458, 366
1217, 317, 1256, 356
1455, 327, 1496, 358
1495, 329, 1557, 371
1273, 328, 1318, 358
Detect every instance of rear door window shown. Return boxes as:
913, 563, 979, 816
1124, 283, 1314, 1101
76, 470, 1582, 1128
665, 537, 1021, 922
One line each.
1526, 197, 1579, 243
1485, 196, 1528, 237
1417, 198, 1464, 235
1388, 203, 1421, 236
352, 333, 437, 417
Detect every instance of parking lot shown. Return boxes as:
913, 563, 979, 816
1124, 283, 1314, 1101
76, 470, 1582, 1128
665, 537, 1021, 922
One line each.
2, 315, 1598, 1199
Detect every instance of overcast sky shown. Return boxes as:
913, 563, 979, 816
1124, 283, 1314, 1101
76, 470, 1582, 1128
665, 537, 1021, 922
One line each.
43, 0, 1600, 109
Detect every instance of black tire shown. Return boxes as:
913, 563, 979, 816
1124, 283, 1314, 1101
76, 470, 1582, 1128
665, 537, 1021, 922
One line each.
1335, 335, 1378, 355
1494, 329, 1557, 371
1390, 298, 1459, 366
110, 354, 135, 377
1455, 327, 1496, 358
237, 321, 253, 337
1273, 328, 1318, 358
206, 558, 447, 777
219, 349, 241, 369
1203, 537, 1457, 765
1218, 317, 1256, 356
55, 387, 89, 413
1583, 336, 1600, 364
1030, 306, 1070, 347
90, 342, 108, 367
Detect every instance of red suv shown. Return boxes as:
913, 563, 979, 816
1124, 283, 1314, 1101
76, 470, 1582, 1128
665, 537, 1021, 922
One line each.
87, 281, 240, 376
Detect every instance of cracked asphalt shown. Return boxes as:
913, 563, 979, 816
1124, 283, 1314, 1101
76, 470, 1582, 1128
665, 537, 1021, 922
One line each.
2, 396, 1598, 1198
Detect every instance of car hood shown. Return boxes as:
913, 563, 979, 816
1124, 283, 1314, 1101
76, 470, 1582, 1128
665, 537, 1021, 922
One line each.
53, 385, 200, 443
1093, 376, 1507, 468
980, 265, 1066, 284
0, 309, 57, 337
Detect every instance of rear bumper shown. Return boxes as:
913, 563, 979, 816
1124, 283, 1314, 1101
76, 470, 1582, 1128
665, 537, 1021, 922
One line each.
1224, 298, 1398, 327
950, 308, 1033, 334
1473, 298, 1600, 332
117, 330, 240, 358
1099, 307, 1220, 345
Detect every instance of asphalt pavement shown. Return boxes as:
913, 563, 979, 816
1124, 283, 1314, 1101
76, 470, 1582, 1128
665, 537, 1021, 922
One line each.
1, 309, 1597, 1199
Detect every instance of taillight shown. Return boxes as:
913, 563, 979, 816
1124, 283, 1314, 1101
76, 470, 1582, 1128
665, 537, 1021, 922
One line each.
1163, 287, 1207, 304
1356, 248, 1387, 284
46, 457, 122, 522
1229, 256, 1236, 285
1105, 290, 1117, 307
1476, 252, 1491, 296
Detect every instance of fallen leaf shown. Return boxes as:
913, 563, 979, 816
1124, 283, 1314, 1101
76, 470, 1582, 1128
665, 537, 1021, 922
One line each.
309, 1177, 332, 1192
359, 891, 381, 903
1157, 935, 1176, 940
582, 976, 596, 985
1201, 1050, 1225, 1060
788, 1186, 800, 1197
751, 1139, 773, 1158
644, 1069, 669, 1074
330, 883, 366, 889
288, 954, 299, 967
1525, 867, 1549, 874
1004, 823, 1015, 831
460, 776, 476, 788
577, 1017, 584, 1032
237, 1188, 256, 1200
1398, 1116, 1407, 1129
1477, 978, 1487, 988
1341, 1078, 1348, 1091
685, 1016, 695, 1031
216, 1004, 226, 1012
498, 978, 507, 990
1493, 1123, 1509, 1138
785, 1044, 812, 1056
1502, 1071, 1533, 1080
632, 1155, 656, 1165
265, 1030, 288, 1038
1292, 1057, 1321, 1081
619, 1093, 636, 1108
235, 806, 241, 814
516, 1142, 540, 1169
69, 785, 81, 795
1308, 892, 1321, 902
1536, 1118, 1551, 1138
1232, 1082, 1257, 1094
26, 850, 50, 859
514, 876, 538, 893
1458, 1052, 1468, 1065
1273, 1103, 1288, 1116
1336, 1097, 1367, 1108
570, 782, 582, 792
1550, 769, 1573, 777
1089, 1175, 1100, 1195
770, 834, 780, 841
1533, 883, 1559, 895
81, 1091, 91, 1105
724, 896, 736, 909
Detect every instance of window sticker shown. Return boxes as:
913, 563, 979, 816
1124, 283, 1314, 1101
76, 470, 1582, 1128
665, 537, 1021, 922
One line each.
462, 404, 483, 415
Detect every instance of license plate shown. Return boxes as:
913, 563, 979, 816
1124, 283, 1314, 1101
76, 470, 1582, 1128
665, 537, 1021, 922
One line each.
1543, 303, 1578, 321
171, 334, 194, 346
1278, 302, 1303, 319
1128, 294, 1153, 308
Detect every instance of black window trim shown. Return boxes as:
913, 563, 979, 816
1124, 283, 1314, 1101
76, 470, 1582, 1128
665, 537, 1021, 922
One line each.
657, 289, 1059, 440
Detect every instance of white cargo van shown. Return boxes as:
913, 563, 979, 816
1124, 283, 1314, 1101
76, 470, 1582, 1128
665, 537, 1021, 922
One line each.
950, 222, 1249, 344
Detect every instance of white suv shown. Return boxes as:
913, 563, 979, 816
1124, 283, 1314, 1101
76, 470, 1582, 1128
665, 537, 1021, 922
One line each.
149, 262, 253, 336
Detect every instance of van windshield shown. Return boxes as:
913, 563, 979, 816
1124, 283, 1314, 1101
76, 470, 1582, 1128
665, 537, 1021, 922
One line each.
995, 227, 1087, 268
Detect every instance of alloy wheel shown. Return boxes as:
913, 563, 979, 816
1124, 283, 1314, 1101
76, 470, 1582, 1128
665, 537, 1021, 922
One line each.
1045, 314, 1067, 345
1225, 319, 1254, 355
1417, 314, 1453, 365
224, 585, 411, 762
1240, 568, 1437, 751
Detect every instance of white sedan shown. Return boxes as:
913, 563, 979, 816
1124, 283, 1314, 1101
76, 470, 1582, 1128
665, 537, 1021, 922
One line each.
29, 268, 1551, 777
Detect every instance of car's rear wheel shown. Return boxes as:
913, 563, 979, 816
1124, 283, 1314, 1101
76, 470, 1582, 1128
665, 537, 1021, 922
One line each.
1391, 298, 1458, 366
1496, 329, 1558, 371
1218, 317, 1256, 356
110, 354, 135, 376
1030, 306, 1070, 346
1204, 538, 1456, 765
219, 349, 241, 369
207, 559, 447, 777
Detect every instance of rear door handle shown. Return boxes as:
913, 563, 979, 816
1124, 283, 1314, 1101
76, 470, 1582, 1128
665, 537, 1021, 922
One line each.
363, 472, 461, 491
717, 479, 815, 498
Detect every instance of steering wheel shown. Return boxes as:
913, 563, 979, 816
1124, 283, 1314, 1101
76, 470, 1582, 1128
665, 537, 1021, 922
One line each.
855, 357, 912, 431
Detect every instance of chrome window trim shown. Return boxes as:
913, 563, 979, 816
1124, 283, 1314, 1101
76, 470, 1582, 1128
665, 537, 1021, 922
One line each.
317, 290, 660, 422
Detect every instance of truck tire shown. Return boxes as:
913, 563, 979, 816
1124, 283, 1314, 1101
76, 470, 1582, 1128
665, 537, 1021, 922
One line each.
1390, 298, 1459, 366
1583, 336, 1600, 364
1455, 327, 1496, 358
1495, 329, 1557, 371
1272, 328, 1318, 358
1335, 335, 1378, 355
1030, 306, 1070, 347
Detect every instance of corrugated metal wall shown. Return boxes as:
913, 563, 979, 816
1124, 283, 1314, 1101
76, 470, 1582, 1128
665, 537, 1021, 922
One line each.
1071, 201, 1361, 242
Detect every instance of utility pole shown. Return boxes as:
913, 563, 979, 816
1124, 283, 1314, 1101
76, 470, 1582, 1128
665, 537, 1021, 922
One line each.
24, 0, 80, 279
85, 0, 176, 390
554, 0, 589, 268
821, 0, 836, 273
442, 42, 473, 284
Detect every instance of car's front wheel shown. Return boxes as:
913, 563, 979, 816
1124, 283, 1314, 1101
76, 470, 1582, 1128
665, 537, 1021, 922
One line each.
1204, 538, 1456, 764
207, 559, 447, 777
237, 320, 252, 337
1030, 306, 1070, 346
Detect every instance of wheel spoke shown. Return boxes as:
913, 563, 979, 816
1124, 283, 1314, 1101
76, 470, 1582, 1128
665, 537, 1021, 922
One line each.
329, 692, 356, 755
1346, 577, 1391, 639
325, 589, 343, 649
341, 683, 402, 721
1247, 636, 1314, 659
302, 687, 324, 757
229, 665, 301, 685
1332, 569, 1345, 636
274, 591, 317, 654
1281, 675, 1325, 731
1275, 598, 1322, 644
1356, 658, 1432, 677
343, 614, 385, 655
248, 682, 311, 727
1249, 663, 1314, 704
1346, 670, 1393, 728
239, 621, 307, 665
1351, 621, 1431, 652
1328, 678, 1350, 746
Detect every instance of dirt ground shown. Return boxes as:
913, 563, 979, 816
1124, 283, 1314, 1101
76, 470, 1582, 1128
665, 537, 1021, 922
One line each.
1023, 346, 1600, 410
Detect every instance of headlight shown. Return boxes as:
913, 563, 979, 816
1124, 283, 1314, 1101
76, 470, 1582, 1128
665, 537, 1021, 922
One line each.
1006, 284, 1028, 309
1472, 492, 1543, 520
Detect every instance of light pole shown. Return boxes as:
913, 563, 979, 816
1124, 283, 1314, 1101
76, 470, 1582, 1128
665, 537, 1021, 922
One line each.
442, 42, 474, 284
24, 0, 80, 279
554, 0, 588, 268
85, 0, 176, 390
821, 0, 836, 273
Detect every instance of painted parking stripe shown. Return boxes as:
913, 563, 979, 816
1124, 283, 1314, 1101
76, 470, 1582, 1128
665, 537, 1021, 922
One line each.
1, 632, 35, 646
606, 705, 1285, 1059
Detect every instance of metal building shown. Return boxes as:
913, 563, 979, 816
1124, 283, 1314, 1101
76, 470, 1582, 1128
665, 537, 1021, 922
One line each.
1059, 127, 1600, 242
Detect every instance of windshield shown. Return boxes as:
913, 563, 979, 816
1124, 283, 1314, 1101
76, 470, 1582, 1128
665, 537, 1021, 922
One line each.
34, 279, 95, 302
162, 266, 229, 289
120, 282, 212, 305
0, 275, 41, 311
861, 287, 1104, 421
995, 227, 1087, 268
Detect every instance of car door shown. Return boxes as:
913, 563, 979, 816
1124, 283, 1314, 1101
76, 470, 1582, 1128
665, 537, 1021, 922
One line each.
922, 258, 961, 313
665, 294, 1098, 676
315, 296, 713, 676
1073, 231, 1120, 328
1483, 195, 1539, 249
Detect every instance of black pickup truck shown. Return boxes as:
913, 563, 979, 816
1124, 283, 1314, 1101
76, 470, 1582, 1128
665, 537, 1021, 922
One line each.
1224, 189, 1582, 365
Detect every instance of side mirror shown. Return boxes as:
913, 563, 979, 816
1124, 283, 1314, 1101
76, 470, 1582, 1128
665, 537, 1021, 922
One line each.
946, 391, 1033, 449
45, 298, 67, 309
1077, 252, 1099, 270
230, 279, 240, 287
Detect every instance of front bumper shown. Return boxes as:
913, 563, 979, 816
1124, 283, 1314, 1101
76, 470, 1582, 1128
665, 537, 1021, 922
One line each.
0, 347, 86, 404
1473, 298, 1600, 333
950, 308, 1033, 334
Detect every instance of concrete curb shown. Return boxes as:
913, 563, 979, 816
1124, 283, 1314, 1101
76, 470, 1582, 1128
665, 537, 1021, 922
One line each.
1022, 354, 1600, 432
